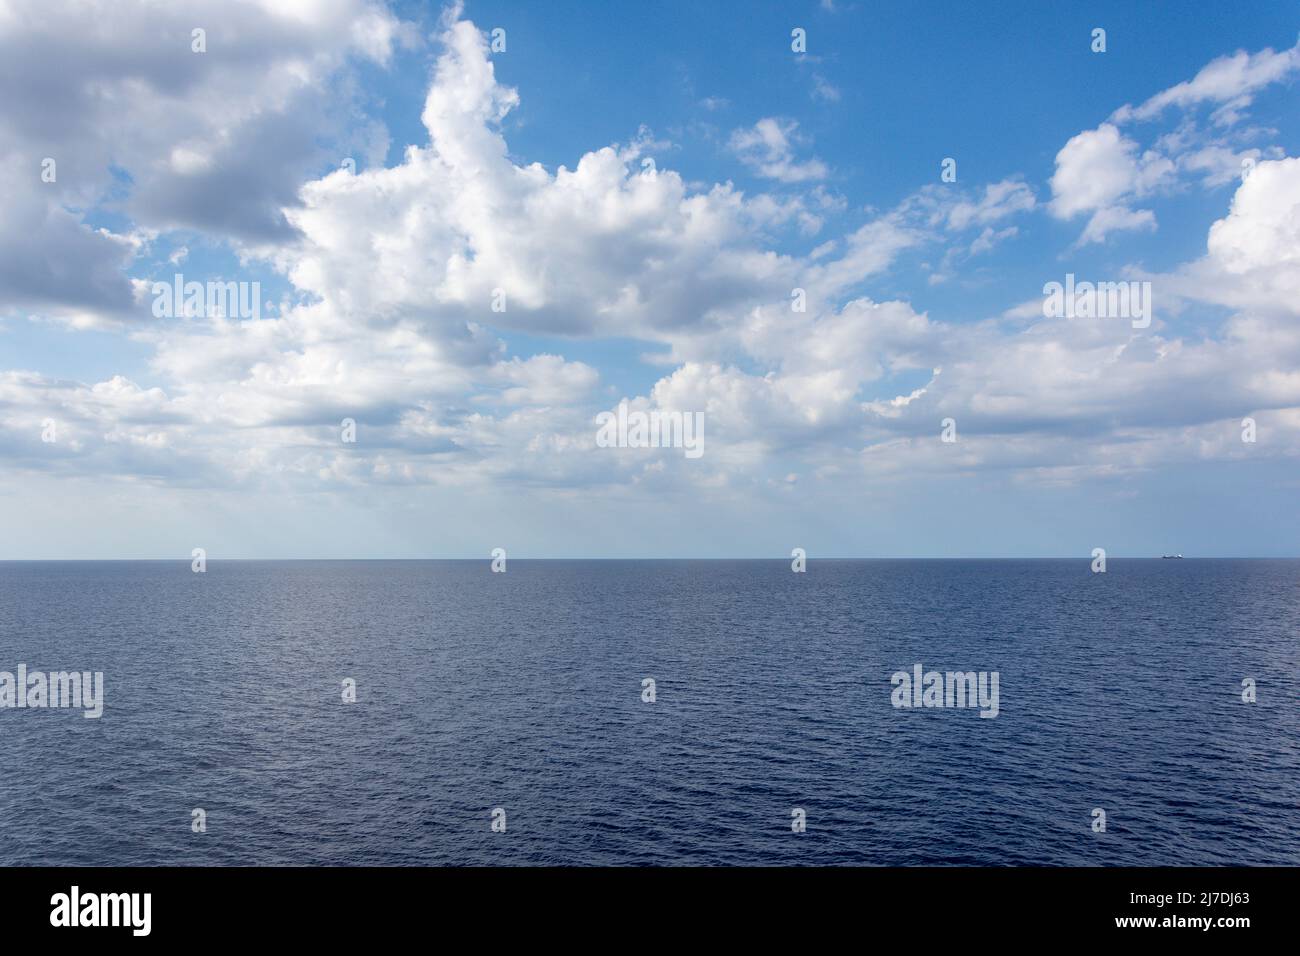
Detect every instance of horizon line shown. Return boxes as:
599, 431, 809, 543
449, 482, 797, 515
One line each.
1, 556, 1297, 562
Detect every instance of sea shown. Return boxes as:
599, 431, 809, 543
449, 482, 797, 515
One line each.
0, 559, 1296, 866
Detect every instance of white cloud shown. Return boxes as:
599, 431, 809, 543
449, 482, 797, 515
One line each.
1112, 40, 1300, 126
1048, 123, 1173, 244
729, 118, 829, 183
969, 225, 1018, 256
1047, 39, 1300, 247
1178, 144, 1272, 186
811, 75, 841, 102
0, 0, 412, 322
3, 5, 1299, 507
1076, 206, 1157, 246
1207, 157, 1300, 275
944, 179, 1036, 232
1158, 156, 1300, 321
485, 355, 600, 407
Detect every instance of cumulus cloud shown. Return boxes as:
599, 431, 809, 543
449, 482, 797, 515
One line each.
1157, 156, 1300, 322
1206, 157, 1300, 276
0, 183, 141, 320
0, 0, 412, 319
866, 158, 1300, 481
2, 3, 1299, 507
1050, 39, 1300, 246
1048, 123, 1172, 244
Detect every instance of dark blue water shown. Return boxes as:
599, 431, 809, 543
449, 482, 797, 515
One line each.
0, 559, 1296, 866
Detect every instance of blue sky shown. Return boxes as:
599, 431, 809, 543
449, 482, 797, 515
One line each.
1, 0, 1298, 558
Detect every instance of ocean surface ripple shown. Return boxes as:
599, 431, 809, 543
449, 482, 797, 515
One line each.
0, 559, 1296, 866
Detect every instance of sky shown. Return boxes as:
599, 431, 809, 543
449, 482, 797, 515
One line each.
0, 0, 1298, 558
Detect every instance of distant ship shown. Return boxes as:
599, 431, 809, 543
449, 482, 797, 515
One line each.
1161, 554, 1184, 559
